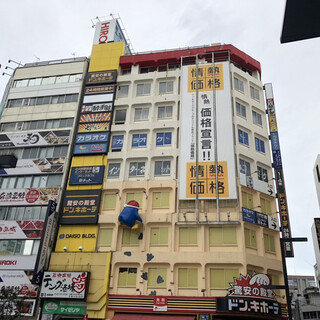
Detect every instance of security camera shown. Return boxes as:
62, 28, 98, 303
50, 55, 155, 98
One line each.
78, 246, 83, 251
63, 247, 68, 251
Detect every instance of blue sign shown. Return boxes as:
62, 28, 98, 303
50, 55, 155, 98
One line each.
272, 150, 282, 169
76, 132, 109, 144
242, 207, 256, 224
270, 132, 280, 151
132, 134, 147, 147
156, 132, 172, 146
256, 212, 269, 228
74, 143, 108, 155
69, 166, 105, 185
111, 135, 124, 150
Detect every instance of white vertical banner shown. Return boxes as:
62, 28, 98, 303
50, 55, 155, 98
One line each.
179, 61, 237, 200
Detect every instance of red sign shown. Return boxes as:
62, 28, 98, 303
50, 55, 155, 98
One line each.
25, 189, 40, 203
153, 297, 168, 311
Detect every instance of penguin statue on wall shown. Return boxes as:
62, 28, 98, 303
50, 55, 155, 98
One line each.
118, 200, 143, 229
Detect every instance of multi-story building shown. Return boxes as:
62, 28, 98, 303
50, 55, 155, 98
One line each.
0, 18, 290, 320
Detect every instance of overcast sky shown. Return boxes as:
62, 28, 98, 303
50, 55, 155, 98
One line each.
0, 0, 319, 276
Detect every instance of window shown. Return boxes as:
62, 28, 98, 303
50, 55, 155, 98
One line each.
114, 109, 126, 124
121, 68, 131, 75
159, 81, 174, 94
158, 106, 173, 119
260, 198, 271, 214
242, 191, 253, 209
150, 227, 168, 245
0, 174, 62, 189
111, 135, 124, 151
255, 138, 265, 153
288, 279, 297, 287
148, 268, 167, 287
252, 110, 262, 126
102, 194, 117, 210
154, 161, 171, 176
1, 206, 46, 220
118, 267, 137, 287
134, 107, 149, 121
236, 102, 246, 118
107, 163, 120, 178
257, 166, 268, 182
132, 134, 147, 148
126, 193, 143, 206
97, 228, 113, 246
122, 229, 141, 246
209, 227, 237, 245
156, 132, 172, 146
129, 162, 145, 177
245, 229, 257, 248
238, 129, 249, 146
250, 86, 260, 101
137, 83, 151, 96
210, 269, 238, 288
240, 159, 251, 176
0, 239, 40, 256
234, 77, 244, 92
152, 192, 170, 208
179, 227, 197, 245
118, 85, 129, 98
264, 234, 276, 253
178, 268, 198, 288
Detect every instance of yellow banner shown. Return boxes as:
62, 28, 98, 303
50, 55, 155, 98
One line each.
188, 64, 224, 92
268, 115, 278, 132
186, 161, 229, 198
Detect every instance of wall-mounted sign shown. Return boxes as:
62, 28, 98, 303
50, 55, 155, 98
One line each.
93, 19, 127, 45
60, 190, 101, 225
85, 85, 115, 95
75, 133, 109, 144
42, 301, 87, 315
86, 70, 117, 85
0, 188, 59, 206
83, 93, 114, 104
69, 166, 105, 185
272, 150, 282, 169
270, 132, 280, 151
0, 256, 36, 270
0, 130, 70, 148
0, 299, 36, 316
79, 113, 111, 123
0, 220, 44, 239
242, 207, 279, 231
73, 143, 108, 155
242, 207, 256, 224
40, 272, 89, 299
256, 212, 268, 228
239, 173, 275, 197
81, 102, 113, 114
111, 135, 124, 150
0, 157, 65, 176
153, 297, 167, 312
78, 122, 110, 133
268, 215, 280, 231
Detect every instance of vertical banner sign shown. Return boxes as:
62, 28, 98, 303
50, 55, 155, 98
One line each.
179, 62, 237, 200
264, 83, 294, 257
32, 200, 57, 285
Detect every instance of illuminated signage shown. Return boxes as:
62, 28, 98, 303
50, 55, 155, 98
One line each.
77, 122, 110, 133
69, 166, 105, 185
75, 133, 109, 144
73, 143, 108, 155
85, 70, 117, 85
84, 84, 115, 95
81, 102, 113, 114
79, 112, 111, 123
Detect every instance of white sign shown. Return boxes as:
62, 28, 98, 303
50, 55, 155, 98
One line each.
0, 220, 43, 239
268, 215, 280, 231
40, 272, 88, 299
93, 19, 126, 45
240, 173, 275, 197
0, 256, 36, 270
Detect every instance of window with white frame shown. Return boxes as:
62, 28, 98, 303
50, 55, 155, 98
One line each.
238, 129, 249, 146
252, 110, 263, 126
255, 137, 265, 153
240, 159, 251, 176
156, 132, 172, 146
118, 85, 129, 98
107, 163, 121, 178
250, 86, 260, 101
234, 77, 244, 92
154, 160, 171, 176
132, 134, 147, 148
257, 166, 268, 182
114, 109, 126, 124
236, 102, 246, 118
159, 81, 174, 94
137, 83, 151, 96
134, 107, 149, 121
157, 106, 173, 119
129, 162, 145, 177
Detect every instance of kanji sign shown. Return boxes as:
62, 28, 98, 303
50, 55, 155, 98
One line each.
69, 166, 105, 185
42, 301, 87, 315
85, 70, 117, 85
81, 102, 113, 114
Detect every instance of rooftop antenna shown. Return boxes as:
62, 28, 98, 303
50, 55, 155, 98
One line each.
8, 59, 23, 67
34, 55, 40, 61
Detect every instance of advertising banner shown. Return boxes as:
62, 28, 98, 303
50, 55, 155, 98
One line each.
79, 113, 111, 123
81, 102, 113, 114
93, 19, 126, 45
76, 132, 109, 144
0, 299, 36, 317
256, 212, 268, 228
239, 173, 275, 197
78, 122, 110, 133
83, 93, 114, 104
242, 207, 279, 231
0, 130, 70, 148
0, 256, 36, 270
0, 157, 65, 176
60, 190, 101, 224
69, 166, 105, 185
42, 301, 87, 315
111, 135, 124, 150
86, 70, 117, 85
84, 85, 115, 95
40, 272, 89, 299
0, 220, 44, 239
179, 62, 237, 199
55, 225, 98, 252
73, 143, 108, 155
242, 207, 256, 224
0, 188, 59, 206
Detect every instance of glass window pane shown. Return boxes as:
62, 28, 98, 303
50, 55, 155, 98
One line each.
32, 176, 40, 188
39, 176, 48, 188
7, 207, 16, 220
0, 207, 7, 220
47, 175, 62, 187
40, 207, 47, 220
32, 240, 40, 255
16, 177, 25, 189
29, 148, 39, 159
23, 240, 33, 255
52, 120, 60, 128
36, 120, 45, 129
51, 96, 59, 104
16, 207, 24, 220
57, 95, 65, 103
24, 176, 32, 188
53, 146, 62, 157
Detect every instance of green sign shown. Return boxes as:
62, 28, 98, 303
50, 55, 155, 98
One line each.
42, 301, 87, 315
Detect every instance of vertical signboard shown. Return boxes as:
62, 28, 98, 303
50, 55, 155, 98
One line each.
264, 83, 293, 257
179, 61, 237, 200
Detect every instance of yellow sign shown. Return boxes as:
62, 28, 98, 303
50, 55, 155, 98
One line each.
186, 161, 229, 198
268, 115, 278, 132
55, 225, 98, 252
188, 64, 224, 92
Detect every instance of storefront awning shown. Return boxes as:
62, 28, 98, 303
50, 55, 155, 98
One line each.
113, 314, 196, 320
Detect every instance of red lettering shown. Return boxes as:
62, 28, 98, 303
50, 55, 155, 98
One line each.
99, 22, 110, 44
0, 260, 17, 265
